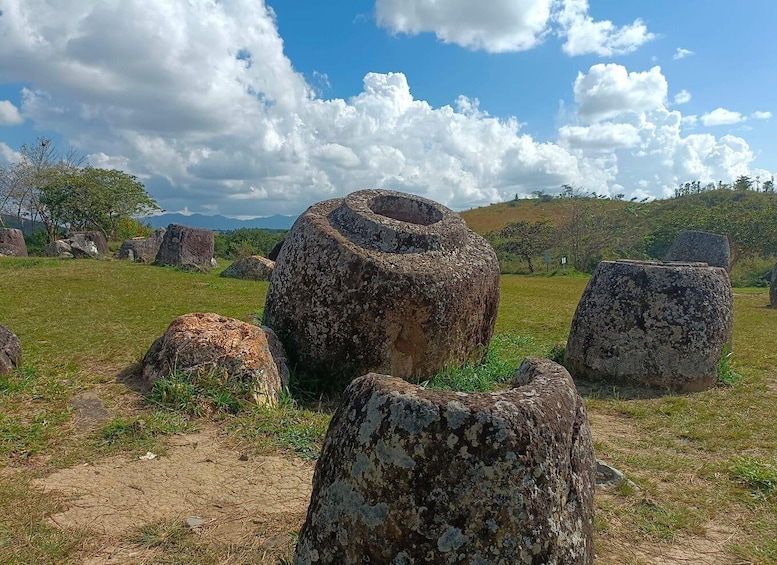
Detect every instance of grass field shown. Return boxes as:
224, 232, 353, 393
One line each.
0, 257, 775, 564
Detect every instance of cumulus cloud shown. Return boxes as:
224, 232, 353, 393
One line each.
574, 64, 667, 123
752, 111, 772, 120
375, 0, 656, 56
673, 90, 691, 105
0, 1, 768, 216
701, 108, 746, 126
375, 0, 552, 53
673, 47, 694, 60
0, 100, 24, 125
554, 0, 656, 56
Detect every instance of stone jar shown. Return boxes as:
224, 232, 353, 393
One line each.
664, 230, 730, 270
118, 228, 166, 263
293, 360, 595, 565
770, 262, 777, 308
263, 189, 500, 385
0, 228, 28, 257
154, 224, 215, 272
564, 260, 733, 392
0, 323, 22, 376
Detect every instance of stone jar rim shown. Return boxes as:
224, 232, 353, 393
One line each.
328, 189, 466, 254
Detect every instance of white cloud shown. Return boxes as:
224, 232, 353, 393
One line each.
681, 115, 698, 127
752, 111, 772, 120
375, 0, 552, 53
554, 0, 656, 56
0, 100, 24, 125
375, 0, 656, 56
0, 142, 21, 165
701, 108, 746, 126
673, 47, 694, 60
673, 90, 691, 105
0, 1, 768, 216
574, 64, 667, 123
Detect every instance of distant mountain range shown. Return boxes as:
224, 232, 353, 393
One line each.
142, 212, 297, 231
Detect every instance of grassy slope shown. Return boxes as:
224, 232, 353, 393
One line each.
0, 258, 775, 563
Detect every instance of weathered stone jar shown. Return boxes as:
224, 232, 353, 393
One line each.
293, 360, 595, 565
565, 260, 733, 392
154, 224, 215, 272
263, 189, 500, 383
664, 230, 730, 270
0, 228, 27, 257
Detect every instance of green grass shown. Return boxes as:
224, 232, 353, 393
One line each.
1, 257, 776, 564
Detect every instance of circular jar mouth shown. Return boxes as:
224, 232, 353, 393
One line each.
368, 194, 443, 226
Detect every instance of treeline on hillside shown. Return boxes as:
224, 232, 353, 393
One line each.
488, 188, 777, 286
214, 228, 286, 260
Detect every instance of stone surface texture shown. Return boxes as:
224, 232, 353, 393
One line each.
154, 224, 214, 272
219, 255, 275, 281
263, 189, 500, 383
141, 313, 289, 406
0, 323, 22, 376
44, 235, 103, 259
664, 230, 730, 270
117, 228, 167, 263
771, 262, 777, 308
0, 228, 28, 257
294, 361, 595, 565
268, 238, 285, 261
565, 260, 733, 392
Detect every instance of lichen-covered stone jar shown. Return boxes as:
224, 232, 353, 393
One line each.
664, 230, 730, 270
293, 360, 595, 565
564, 260, 733, 392
263, 189, 500, 384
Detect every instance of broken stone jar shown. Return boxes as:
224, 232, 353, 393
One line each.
294, 359, 595, 565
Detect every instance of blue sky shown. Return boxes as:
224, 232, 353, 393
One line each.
0, 0, 775, 218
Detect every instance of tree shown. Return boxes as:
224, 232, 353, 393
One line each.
763, 177, 774, 193
1, 137, 160, 241
733, 175, 753, 191
491, 220, 553, 273
41, 167, 160, 240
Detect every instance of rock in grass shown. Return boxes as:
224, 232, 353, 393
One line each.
118, 229, 167, 263
294, 360, 595, 565
219, 255, 274, 281
664, 230, 730, 270
263, 189, 500, 386
771, 262, 777, 308
564, 260, 733, 392
154, 224, 215, 273
142, 313, 288, 407
0, 323, 22, 376
0, 228, 28, 257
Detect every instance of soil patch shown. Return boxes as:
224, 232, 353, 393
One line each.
34, 427, 314, 540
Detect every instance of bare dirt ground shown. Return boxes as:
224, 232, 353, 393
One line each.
34, 426, 313, 563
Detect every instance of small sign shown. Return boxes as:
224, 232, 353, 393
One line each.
561, 256, 567, 265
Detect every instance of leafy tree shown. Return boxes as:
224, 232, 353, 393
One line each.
40, 167, 160, 241
734, 175, 753, 191
214, 228, 286, 259
490, 220, 553, 273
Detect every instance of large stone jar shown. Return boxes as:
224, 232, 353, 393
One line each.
263, 189, 500, 384
664, 230, 730, 270
294, 360, 595, 565
565, 260, 733, 392
154, 224, 214, 273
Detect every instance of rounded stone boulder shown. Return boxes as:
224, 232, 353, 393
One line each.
154, 224, 215, 272
0, 228, 28, 257
142, 312, 289, 407
770, 262, 777, 308
118, 228, 166, 263
0, 323, 22, 376
293, 360, 595, 565
564, 260, 733, 392
263, 189, 500, 383
664, 230, 730, 270
219, 255, 274, 281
